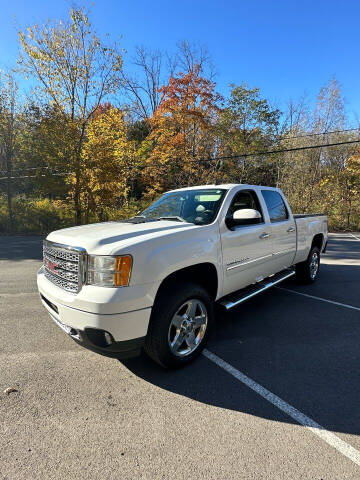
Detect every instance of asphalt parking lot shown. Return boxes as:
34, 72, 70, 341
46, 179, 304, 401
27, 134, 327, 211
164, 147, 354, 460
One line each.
0, 233, 359, 479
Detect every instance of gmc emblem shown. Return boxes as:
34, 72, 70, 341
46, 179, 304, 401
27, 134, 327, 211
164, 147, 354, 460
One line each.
45, 258, 59, 273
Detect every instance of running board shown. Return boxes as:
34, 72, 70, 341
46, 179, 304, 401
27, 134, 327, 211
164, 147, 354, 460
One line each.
219, 269, 295, 311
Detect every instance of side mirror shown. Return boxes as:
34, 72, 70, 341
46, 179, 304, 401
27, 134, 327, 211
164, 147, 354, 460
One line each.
228, 208, 262, 228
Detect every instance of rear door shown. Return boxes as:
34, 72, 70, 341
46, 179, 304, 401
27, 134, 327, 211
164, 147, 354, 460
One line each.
219, 188, 274, 296
260, 189, 296, 272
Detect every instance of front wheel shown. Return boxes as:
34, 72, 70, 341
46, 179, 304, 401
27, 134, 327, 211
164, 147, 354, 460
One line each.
295, 246, 320, 284
144, 283, 214, 368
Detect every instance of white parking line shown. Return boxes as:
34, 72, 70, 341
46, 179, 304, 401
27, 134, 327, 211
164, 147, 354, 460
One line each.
328, 233, 360, 241
203, 349, 360, 467
276, 287, 360, 312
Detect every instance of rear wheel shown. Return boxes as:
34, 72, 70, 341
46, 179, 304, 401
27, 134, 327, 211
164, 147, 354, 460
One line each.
145, 282, 214, 368
295, 246, 320, 284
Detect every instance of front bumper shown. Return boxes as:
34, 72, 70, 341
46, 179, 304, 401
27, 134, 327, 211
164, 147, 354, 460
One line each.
42, 299, 147, 358
38, 271, 152, 359
72, 327, 145, 359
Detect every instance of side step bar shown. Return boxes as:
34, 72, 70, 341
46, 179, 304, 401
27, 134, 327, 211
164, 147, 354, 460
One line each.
219, 269, 295, 311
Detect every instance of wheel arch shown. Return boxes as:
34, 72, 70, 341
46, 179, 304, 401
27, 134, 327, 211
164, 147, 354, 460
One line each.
153, 263, 219, 306
311, 233, 324, 252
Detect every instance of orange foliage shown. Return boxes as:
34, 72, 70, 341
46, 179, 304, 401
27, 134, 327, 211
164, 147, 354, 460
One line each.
91, 102, 114, 119
142, 67, 222, 195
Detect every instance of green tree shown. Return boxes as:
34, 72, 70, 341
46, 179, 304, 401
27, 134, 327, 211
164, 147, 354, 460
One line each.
19, 103, 76, 199
217, 84, 281, 183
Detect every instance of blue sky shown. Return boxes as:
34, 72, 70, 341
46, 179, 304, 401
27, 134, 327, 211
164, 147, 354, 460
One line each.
1, 0, 359, 121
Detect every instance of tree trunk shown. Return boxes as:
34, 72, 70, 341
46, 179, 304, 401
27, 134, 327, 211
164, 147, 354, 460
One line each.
73, 121, 89, 225
74, 167, 81, 225
84, 193, 90, 225
346, 197, 352, 230
5, 151, 14, 232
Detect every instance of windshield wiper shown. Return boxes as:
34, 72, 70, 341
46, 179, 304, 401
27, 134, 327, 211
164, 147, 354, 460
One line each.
125, 214, 148, 224
157, 216, 187, 223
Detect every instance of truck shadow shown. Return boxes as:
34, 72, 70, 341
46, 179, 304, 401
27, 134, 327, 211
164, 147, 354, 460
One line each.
121, 262, 360, 437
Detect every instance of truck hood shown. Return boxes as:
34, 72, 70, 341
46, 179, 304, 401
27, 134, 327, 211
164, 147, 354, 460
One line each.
46, 220, 196, 254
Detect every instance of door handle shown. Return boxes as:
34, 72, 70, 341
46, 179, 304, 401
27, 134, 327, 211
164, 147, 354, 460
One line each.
287, 227, 295, 233
259, 232, 271, 239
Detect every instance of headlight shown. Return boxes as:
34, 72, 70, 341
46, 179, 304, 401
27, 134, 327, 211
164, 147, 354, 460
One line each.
87, 255, 132, 287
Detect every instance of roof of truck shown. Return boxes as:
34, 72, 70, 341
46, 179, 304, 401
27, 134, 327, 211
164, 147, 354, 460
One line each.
167, 184, 266, 192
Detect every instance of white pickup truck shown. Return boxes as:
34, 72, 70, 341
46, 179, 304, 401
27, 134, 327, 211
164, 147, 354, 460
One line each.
37, 184, 328, 368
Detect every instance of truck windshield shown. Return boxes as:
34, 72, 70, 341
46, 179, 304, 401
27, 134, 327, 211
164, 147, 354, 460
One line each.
139, 189, 226, 225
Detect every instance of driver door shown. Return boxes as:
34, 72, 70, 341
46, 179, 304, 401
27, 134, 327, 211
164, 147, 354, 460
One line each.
220, 189, 273, 297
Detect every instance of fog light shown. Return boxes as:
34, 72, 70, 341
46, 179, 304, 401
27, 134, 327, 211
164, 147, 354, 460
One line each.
69, 328, 81, 341
104, 332, 113, 345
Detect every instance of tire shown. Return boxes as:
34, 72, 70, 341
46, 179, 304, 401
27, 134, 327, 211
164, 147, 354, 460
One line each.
295, 246, 320, 284
144, 282, 214, 368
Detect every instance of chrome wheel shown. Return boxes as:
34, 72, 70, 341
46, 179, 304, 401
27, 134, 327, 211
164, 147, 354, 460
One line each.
168, 299, 208, 357
310, 251, 319, 280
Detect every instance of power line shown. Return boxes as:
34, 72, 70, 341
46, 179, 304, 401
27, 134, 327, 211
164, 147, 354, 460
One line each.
0, 139, 359, 181
3, 127, 359, 176
185, 139, 360, 164
0, 166, 58, 175
282, 127, 360, 140
210, 139, 360, 161
0, 172, 72, 180
2, 127, 359, 177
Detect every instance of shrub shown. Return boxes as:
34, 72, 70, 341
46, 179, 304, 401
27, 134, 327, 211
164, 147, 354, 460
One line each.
0, 196, 73, 234
0, 196, 151, 234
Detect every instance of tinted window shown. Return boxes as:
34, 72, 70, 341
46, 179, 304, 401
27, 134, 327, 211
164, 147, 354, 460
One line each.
261, 190, 288, 222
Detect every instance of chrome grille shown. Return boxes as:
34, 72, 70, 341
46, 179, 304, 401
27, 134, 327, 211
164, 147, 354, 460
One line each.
43, 240, 86, 293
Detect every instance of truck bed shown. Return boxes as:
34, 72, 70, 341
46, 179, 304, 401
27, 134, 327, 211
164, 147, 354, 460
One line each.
293, 213, 328, 264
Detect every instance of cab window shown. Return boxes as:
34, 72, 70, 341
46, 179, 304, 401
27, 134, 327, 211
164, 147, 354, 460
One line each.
226, 190, 264, 228
261, 190, 288, 222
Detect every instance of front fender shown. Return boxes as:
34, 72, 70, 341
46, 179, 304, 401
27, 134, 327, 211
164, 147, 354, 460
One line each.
127, 224, 223, 296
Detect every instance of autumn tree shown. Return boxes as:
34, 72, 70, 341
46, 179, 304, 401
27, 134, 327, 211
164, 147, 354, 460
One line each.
18, 7, 123, 224
279, 77, 349, 212
313, 77, 346, 133
81, 106, 137, 222
281, 95, 310, 136
319, 153, 360, 230
120, 41, 215, 122
142, 67, 221, 195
